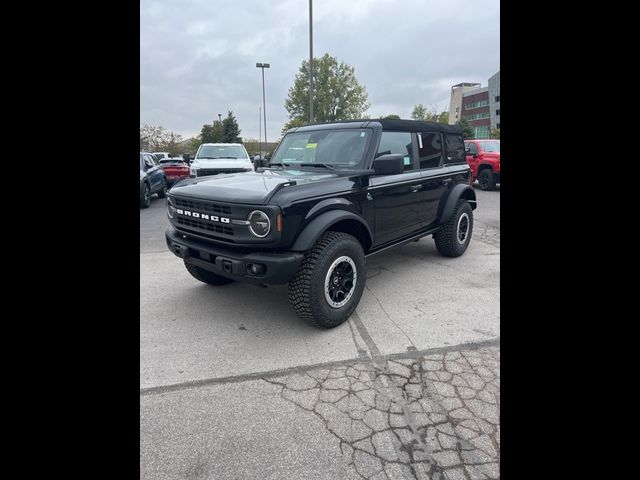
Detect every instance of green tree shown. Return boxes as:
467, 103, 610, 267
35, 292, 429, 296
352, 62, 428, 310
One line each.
281, 117, 309, 137
437, 111, 449, 124
456, 118, 475, 139
411, 104, 428, 121
221, 110, 242, 143
380, 114, 400, 119
185, 137, 201, 153
490, 128, 500, 139
285, 53, 369, 124
200, 124, 216, 144
212, 120, 223, 142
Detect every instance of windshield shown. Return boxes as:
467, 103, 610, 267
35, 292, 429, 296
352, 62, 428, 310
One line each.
159, 159, 182, 164
270, 128, 372, 169
196, 145, 248, 159
480, 141, 500, 153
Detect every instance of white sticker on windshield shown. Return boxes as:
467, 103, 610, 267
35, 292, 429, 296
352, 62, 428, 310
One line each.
360, 132, 366, 137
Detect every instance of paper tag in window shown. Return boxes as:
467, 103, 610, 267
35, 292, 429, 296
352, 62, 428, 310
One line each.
404, 156, 411, 165
306, 143, 317, 149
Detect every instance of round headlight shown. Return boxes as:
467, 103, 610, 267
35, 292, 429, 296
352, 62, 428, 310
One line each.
248, 210, 271, 237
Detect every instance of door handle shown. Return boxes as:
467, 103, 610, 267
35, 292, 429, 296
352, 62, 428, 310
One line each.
410, 184, 423, 192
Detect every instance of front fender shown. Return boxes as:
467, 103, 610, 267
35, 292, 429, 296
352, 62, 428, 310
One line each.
437, 184, 477, 224
290, 210, 372, 252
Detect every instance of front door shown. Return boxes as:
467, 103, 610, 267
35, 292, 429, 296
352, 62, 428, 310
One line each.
369, 131, 425, 246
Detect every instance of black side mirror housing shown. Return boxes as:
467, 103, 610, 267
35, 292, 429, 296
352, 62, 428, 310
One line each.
373, 154, 405, 175
254, 159, 266, 169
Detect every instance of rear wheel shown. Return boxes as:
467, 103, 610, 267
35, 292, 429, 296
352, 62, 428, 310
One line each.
478, 169, 495, 190
184, 261, 234, 286
157, 179, 167, 198
434, 200, 473, 257
288, 232, 365, 329
140, 183, 151, 208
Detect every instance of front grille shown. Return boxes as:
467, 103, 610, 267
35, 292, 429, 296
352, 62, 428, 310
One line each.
197, 168, 245, 177
176, 217, 234, 236
173, 197, 231, 215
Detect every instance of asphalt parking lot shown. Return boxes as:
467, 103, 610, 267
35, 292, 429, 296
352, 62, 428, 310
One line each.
140, 185, 500, 480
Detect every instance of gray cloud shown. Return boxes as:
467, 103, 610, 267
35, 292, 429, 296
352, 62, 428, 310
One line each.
140, 0, 499, 141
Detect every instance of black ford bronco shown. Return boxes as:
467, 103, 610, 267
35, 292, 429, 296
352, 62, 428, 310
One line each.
165, 119, 476, 328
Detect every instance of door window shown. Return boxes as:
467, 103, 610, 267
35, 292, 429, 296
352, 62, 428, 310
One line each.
376, 131, 414, 171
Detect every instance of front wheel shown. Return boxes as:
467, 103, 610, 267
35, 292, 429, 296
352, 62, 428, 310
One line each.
434, 200, 473, 257
288, 232, 366, 329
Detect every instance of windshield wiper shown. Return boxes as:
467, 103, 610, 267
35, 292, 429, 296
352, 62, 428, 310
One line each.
269, 161, 289, 167
299, 163, 335, 170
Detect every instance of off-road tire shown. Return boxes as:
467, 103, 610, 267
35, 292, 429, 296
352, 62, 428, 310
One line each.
434, 200, 473, 257
288, 231, 366, 329
140, 183, 151, 208
184, 261, 234, 286
478, 169, 495, 190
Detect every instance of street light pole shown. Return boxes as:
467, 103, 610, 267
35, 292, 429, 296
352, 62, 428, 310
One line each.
259, 105, 262, 159
256, 62, 270, 149
309, 0, 313, 123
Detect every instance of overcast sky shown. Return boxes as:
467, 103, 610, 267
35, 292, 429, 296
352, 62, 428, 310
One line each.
140, 0, 499, 142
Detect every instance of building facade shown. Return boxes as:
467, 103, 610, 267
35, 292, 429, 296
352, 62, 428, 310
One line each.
449, 70, 499, 138
448, 82, 481, 125
488, 71, 500, 130
461, 87, 490, 139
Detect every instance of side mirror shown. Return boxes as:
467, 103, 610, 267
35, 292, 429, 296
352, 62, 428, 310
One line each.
254, 158, 266, 169
465, 148, 471, 155
373, 154, 405, 175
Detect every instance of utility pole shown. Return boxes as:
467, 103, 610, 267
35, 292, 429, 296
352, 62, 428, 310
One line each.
309, 0, 314, 123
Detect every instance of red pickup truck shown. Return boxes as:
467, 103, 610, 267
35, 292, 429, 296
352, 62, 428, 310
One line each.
464, 139, 500, 190
157, 158, 190, 187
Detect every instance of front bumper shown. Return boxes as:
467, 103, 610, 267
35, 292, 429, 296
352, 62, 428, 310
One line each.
166, 228, 303, 284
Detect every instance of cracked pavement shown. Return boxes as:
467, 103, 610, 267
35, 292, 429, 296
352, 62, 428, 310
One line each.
140, 187, 499, 479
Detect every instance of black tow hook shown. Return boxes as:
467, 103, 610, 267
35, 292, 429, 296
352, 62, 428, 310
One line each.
172, 243, 188, 259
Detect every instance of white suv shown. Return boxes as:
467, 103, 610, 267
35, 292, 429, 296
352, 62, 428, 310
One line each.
190, 143, 254, 177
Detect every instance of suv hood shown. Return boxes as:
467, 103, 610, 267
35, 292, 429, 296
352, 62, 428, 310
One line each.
192, 158, 253, 169
170, 168, 341, 204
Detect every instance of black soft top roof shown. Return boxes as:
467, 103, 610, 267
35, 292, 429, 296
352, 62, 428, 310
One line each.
292, 118, 462, 135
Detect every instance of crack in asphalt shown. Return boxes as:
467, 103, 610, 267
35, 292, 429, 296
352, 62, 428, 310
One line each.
139, 338, 499, 396
264, 345, 500, 480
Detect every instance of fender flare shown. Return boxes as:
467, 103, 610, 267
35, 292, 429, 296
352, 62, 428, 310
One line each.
290, 210, 373, 252
437, 184, 477, 224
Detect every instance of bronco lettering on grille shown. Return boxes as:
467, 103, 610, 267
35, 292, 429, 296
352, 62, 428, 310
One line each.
176, 209, 230, 224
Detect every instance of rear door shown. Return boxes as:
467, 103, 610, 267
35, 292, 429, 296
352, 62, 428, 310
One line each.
417, 131, 447, 226
369, 130, 425, 246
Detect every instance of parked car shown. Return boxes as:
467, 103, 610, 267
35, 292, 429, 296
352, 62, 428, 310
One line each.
166, 119, 476, 328
158, 157, 190, 187
464, 139, 500, 190
152, 152, 171, 162
189, 143, 254, 177
140, 152, 167, 208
